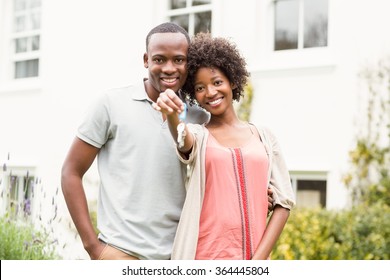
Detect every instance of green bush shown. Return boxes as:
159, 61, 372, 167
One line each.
271, 202, 390, 259
0, 217, 59, 260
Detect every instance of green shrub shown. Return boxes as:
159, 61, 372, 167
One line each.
271, 202, 390, 259
0, 217, 59, 260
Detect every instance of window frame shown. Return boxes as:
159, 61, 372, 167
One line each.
273, 0, 328, 51
11, 0, 42, 80
289, 171, 328, 208
0, 0, 42, 93
0, 165, 36, 220
251, 0, 334, 72
166, 0, 213, 36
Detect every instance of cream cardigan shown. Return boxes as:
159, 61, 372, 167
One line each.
171, 124, 296, 260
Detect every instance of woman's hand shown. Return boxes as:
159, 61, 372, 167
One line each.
153, 89, 185, 116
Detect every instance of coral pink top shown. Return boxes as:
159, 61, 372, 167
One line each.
195, 131, 269, 260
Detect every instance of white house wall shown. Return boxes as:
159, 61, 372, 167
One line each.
1, 0, 390, 259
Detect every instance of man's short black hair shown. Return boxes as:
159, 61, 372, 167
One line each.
146, 22, 190, 51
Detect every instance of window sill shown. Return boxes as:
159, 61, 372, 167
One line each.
251, 47, 337, 73
0, 78, 42, 95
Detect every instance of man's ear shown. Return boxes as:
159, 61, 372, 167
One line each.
143, 53, 148, 68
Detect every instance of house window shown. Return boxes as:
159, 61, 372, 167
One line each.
9, 176, 20, 218
296, 179, 327, 208
167, 0, 212, 36
12, 0, 41, 79
290, 172, 327, 208
274, 0, 328, 51
5, 173, 35, 219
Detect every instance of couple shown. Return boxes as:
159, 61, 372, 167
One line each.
61, 22, 295, 260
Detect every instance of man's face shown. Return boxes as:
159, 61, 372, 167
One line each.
144, 32, 189, 96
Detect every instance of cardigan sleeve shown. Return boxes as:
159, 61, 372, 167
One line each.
175, 123, 202, 165
263, 127, 296, 210
171, 124, 206, 259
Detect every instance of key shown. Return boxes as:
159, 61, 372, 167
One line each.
177, 122, 186, 148
178, 103, 187, 122
177, 103, 187, 148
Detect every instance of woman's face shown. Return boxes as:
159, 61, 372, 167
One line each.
194, 67, 234, 115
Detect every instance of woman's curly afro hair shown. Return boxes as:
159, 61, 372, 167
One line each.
182, 32, 250, 105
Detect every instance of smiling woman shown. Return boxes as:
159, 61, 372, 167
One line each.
182, 33, 249, 106
154, 32, 295, 260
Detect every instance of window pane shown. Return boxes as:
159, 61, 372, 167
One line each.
9, 175, 20, 219
31, 11, 41, 29
10, 176, 19, 200
297, 190, 321, 208
193, 0, 211, 6
15, 59, 39, 78
14, 15, 26, 32
275, 0, 299, 50
15, 37, 28, 53
31, 35, 40, 51
14, 0, 27, 11
23, 176, 34, 216
297, 180, 327, 208
170, 15, 189, 32
23, 176, 34, 198
171, 0, 186, 9
304, 0, 328, 48
194, 11, 211, 33
30, 0, 41, 9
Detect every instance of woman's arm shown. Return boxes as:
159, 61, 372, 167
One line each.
251, 206, 290, 260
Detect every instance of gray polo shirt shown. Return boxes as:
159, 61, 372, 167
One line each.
77, 82, 209, 259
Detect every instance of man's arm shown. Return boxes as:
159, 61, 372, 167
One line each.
61, 137, 104, 259
267, 187, 274, 214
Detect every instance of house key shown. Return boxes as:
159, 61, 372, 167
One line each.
177, 103, 187, 148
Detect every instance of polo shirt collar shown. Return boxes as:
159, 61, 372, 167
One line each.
132, 79, 153, 103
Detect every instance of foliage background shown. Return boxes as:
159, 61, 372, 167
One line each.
0, 216, 59, 260
271, 203, 390, 259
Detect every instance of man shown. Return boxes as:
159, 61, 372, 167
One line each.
61, 22, 272, 260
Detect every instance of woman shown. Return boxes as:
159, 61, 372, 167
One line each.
153, 32, 295, 260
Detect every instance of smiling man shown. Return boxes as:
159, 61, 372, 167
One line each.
143, 27, 188, 103
61, 22, 210, 260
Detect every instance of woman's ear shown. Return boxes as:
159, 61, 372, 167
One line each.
231, 83, 237, 90
143, 53, 148, 68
